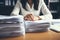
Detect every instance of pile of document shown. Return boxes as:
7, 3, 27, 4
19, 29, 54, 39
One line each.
50, 19, 60, 32
0, 15, 25, 37
0, 15, 51, 37
25, 20, 50, 32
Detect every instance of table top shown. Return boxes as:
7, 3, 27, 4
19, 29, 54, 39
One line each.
0, 30, 60, 40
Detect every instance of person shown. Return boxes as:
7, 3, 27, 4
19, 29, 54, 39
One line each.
11, 0, 53, 21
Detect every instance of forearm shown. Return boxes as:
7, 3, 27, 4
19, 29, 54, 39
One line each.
11, 0, 20, 16
39, 14, 53, 20
40, 0, 53, 20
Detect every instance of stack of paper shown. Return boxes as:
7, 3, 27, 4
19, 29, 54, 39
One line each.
50, 19, 60, 32
0, 15, 25, 37
25, 20, 50, 32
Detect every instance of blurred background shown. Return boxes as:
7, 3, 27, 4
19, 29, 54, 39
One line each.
0, 0, 60, 19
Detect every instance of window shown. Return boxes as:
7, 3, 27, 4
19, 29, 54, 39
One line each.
0, 0, 17, 15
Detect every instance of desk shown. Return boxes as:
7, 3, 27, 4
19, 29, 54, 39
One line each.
0, 30, 60, 40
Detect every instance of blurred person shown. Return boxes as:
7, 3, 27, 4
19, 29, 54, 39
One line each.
11, 0, 53, 21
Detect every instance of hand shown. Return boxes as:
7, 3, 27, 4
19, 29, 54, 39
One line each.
24, 14, 34, 21
34, 16, 41, 21
24, 14, 41, 21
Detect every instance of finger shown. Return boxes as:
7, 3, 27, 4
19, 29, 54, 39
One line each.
28, 14, 34, 21
27, 15, 32, 21
24, 16, 28, 20
24, 14, 34, 21
24, 16, 31, 21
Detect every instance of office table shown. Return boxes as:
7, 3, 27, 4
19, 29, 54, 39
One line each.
0, 30, 60, 40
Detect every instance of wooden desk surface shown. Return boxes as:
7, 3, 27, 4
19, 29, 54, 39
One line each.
0, 30, 60, 40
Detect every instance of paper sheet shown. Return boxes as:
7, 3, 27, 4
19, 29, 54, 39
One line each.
50, 19, 60, 32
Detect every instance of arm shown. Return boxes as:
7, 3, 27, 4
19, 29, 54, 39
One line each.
11, 0, 20, 16
40, 0, 53, 20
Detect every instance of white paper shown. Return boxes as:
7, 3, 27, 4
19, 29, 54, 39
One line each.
0, 15, 25, 37
0, 15, 23, 19
50, 19, 60, 32
50, 25, 60, 32
25, 20, 50, 28
25, 20, 50, 32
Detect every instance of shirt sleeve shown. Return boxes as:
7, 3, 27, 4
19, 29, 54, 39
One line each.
40, 0, 53, 20
11, 0, 20, 16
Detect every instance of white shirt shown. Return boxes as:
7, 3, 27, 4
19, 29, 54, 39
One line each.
11, 0, 53, 20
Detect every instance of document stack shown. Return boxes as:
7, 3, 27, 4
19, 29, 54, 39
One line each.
25, 20, 50, 32
50, 19, 60, 32
0, 15, 25, 37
